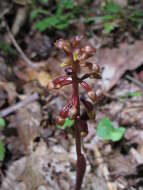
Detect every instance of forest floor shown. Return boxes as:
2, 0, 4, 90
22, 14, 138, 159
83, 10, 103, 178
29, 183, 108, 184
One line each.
0, 1, 143, 190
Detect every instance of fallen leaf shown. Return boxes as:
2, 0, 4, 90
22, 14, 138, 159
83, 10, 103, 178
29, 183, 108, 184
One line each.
94, 41, 143, 91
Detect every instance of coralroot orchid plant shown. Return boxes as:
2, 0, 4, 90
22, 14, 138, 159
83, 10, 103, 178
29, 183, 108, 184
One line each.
48, 36, 101, 190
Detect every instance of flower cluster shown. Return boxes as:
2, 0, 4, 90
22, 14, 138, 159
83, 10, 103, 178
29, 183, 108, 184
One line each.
48, 35, 101, 137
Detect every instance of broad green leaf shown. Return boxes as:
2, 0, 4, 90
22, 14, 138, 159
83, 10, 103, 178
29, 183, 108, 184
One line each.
96, 117, 125, 142
0, 118, 6, 129
0, 141, 5, 161
57, 118, 74, 129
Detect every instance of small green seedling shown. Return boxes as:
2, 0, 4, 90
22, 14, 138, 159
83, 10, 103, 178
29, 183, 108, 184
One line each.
0, 117, 6, 161
0, 141, 5, 161
97, 117, 125, 142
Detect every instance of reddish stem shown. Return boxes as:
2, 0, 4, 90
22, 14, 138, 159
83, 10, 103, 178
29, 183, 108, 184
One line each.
72, 58, 86, 190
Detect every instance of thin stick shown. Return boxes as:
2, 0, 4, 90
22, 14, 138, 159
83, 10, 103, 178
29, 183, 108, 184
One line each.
126, 74, 143, 89
5, 23, 41, 69
0, 93, 39, 117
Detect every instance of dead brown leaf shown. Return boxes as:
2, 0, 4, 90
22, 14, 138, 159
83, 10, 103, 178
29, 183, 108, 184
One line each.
94, 41, 143, 91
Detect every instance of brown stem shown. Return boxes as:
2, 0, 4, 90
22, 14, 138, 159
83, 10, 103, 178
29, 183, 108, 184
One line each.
72, 59, 86, 190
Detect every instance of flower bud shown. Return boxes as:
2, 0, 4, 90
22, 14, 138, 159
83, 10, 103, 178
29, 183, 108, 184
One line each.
68, 106, 77, 119
65, 67, 73, 76
59, 103, 71, 118
80, 97, 93, 111
60, 58, 72, 67
80, 81, 92, 92
87, 110, 95, 120
90, 72, 102, 79
87, 91, 97, 102
55, 39, 71, 53
47, 81, 54, 89
84, 62, 93, 69
83, 45, 96, 54
80, 120, 88, 137
56, 116, 65, 125
72, 35, 83, 48
92, 63, 100, 72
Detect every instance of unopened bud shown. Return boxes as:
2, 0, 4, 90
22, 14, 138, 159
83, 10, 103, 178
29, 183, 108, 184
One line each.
80, 97, 93, 111
84, 62, 93, 69
87, 110, 95, 120
60, 58, 72, 67
87, 91, 97, 102
83, 45, 96, 54
80, 81, 92, 92
55, 39, 71, 53
92, 63, 100, 72
72, 35, 83, 48
79, 120, 88, 137
56, 116, 65, 125
65, 67, 73, 76
59, 103, 71, 118
48, 81, 54, 89
68, 106, 77, 119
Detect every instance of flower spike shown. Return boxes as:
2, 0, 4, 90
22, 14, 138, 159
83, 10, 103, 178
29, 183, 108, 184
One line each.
50, 36, 101, 190
55, 39, 71, 54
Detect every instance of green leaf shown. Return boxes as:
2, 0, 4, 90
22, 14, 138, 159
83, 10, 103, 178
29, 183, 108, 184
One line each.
30, 9, 39, 21
128, 91, 142, 97
30, 9, 48, 21
35, 14, 70, 31
57, 0, 74, 15
119, 91, 142, 99
102, 15, 114, 21
96, 117, 125, 142
57, 118, 75, 129
104, 1, 122, 15
110, 127, 125, 141
40, 0, 49, 4
104, 22, 117, 34
0, 118, 6, 129
0, 43, 17, 55
0, 141, 5, 161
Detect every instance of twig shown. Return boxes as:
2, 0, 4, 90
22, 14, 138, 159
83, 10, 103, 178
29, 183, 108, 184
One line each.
5, 23, 43, 69
0, 93, 39, 117
126, 74, 143, 89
